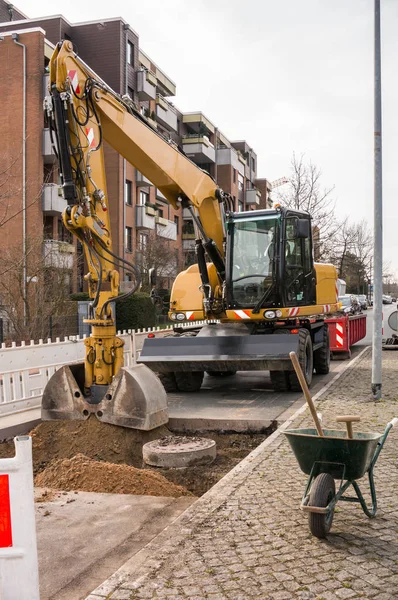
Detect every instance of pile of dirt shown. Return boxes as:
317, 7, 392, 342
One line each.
35, 453, 193, 497
0, 417, 171, 474
0, 419, 270, 497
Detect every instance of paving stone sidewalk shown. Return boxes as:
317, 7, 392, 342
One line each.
87, 349, 398, 600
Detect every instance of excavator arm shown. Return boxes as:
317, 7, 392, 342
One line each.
42, 40, 231, 429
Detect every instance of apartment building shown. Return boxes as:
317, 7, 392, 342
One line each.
0, 0, 270, 293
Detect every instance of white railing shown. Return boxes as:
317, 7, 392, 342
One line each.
0, 322, 215, 418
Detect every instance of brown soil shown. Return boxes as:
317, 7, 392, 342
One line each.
0, 418, 270, 497
0, 417, 171, 473
35, 454, 193, 497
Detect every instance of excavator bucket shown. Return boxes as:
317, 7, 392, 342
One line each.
41, 363, 168, 430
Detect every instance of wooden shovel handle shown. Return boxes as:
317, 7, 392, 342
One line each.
336, 415, 360, 439
289, 351, 324, 437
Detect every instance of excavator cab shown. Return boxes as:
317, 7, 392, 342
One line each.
226, 208, 316, 311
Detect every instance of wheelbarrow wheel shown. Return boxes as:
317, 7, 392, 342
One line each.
308, 473, 335, 538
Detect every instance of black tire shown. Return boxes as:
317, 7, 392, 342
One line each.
175, 371, 204, 392
288, 329, 313, 391
270, 370, 291, 391
206, 371, 237, 377
157, 372, 178, 393
308, 473, 336, 538
314, 324, 330, 375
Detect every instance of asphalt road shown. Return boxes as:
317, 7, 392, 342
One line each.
167, 312, 374, 431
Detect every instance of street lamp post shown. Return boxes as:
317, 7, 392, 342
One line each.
371, 0, 383, 400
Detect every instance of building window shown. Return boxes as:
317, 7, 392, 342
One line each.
127, 41, 134, 66
174, 215, 179, 234
238, 174, 244, 192
139, 233, 148, 251
125, 180, 132, 205
139, 190, 149, 205
128, 87, 134, 100
125, 226, 132, 252
233, 168, 236, 183
156, 206, 164, 218
251, 157, 256, 172
238, 200, 244, 212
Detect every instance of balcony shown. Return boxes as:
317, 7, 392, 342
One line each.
246, 188, 261, 206
135, 205, 156, 229
137, 69, 157, 102
42, 184, 67, 215
43, 240, 75, 269
136, 170, 154, 187
156, 218, 177, 241
42, 128, 57, 164
182, 112, 215, 135
156, 95, 177, 131
182, 135, 215, 164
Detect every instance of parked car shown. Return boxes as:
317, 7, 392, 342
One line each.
392, 297, 397, 303
338, 294, 362, 315
358, 295, 368, 310
383, 295, 393, 304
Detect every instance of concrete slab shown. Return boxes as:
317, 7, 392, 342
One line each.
35, 488, 195, 600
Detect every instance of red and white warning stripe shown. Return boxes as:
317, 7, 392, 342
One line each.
335, 282, 339, 302
323, 304, 331, 313
336, 322, 344, 348
86, 128, 96, 148
234, 309, 251, 320
186, 311, 195, 320
67, 69, 80, 94
288, 307, 300, 317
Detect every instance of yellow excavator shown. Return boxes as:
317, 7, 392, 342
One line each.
42, 41, 340, 430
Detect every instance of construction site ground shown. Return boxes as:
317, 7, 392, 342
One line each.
79, 346, 398, 600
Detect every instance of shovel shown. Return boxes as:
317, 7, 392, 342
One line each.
289, 351, 324, 437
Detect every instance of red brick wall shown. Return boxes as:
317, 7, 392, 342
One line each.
0, 31, 45, 257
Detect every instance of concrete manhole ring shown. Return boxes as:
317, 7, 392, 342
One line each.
143, 435, 217, 468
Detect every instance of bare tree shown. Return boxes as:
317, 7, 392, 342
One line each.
0, 237, 76, 343
133, 230, 182, 294
276, 153, 337, 260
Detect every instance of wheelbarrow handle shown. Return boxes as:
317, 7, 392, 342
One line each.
387, 417, 398, 428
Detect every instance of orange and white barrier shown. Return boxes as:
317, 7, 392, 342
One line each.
0, 436, 39, 599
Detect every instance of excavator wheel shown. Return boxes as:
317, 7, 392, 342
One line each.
287, 329, 313, 391
269, 370, 291, 392
157, 372, 178, 393
314, 324, 330, 375
175, 371, 204, 392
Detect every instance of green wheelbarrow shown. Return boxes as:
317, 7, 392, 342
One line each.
285, 352, 398, 539
284, 417, 398, 538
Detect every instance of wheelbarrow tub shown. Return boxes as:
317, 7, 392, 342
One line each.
284, 428, 382, 480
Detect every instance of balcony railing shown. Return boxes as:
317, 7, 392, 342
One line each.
137, 69, 157, 102
156, 219, 177, 241
42, 184, 66, 215
135, 205, 156, 229
246, 188, 261, 206
43, 240, 75, 269
42, 129, 57, 164
183, 239, 195, 251
156, 95, 177, 131
182, 136, 215, 164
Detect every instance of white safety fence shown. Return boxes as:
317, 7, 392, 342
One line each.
0, 322, 214, 418
0, 436, 39, 599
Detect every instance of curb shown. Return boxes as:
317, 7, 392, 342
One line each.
85, 346, 371, 599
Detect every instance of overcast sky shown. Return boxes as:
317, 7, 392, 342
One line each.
14, 0, 398, 277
